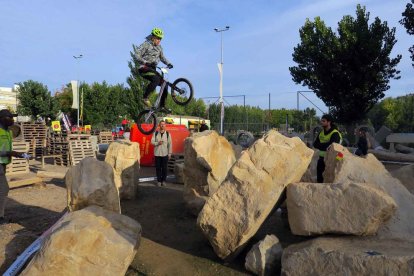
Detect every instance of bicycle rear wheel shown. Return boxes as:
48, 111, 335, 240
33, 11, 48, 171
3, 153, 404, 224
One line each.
136, 110, 157, 135
171, 78, 194, 106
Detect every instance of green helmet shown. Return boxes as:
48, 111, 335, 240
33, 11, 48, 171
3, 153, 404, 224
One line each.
151, 28, 164, 39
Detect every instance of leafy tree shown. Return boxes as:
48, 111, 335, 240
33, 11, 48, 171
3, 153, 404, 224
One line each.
16, 80, 58, 120
126, 44, 147, 119
290, 5, 401, 125
400, 0, 414, 67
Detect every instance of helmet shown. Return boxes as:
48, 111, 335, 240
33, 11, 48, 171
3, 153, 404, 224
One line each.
151, 28, 164, 39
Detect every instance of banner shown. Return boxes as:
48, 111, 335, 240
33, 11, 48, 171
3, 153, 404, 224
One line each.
51, 121, 61, 132
84, 125, 91, 132
71, 80, 79, 109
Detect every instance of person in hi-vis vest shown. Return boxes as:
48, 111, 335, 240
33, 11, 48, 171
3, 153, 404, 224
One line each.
313, 114, 342, 183
0, 109, 30, 225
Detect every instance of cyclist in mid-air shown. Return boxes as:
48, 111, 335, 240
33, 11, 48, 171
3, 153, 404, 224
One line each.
134, 28, 173, 112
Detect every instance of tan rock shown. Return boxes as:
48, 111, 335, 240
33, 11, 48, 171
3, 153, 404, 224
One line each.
245, 235, 283, 276
324, 144, 414, 241
281, 237, 414, 276
230, 141, 243, 159
390, 164, 414, 195
183, 130, 237, 215
105, 140, 140, 200
287, 182, 396, 236
197, 130, 313, 259
300, 150, 318, 182
21, 205, 141, 276
174, 162, 185, 184
66, 157, 120, 213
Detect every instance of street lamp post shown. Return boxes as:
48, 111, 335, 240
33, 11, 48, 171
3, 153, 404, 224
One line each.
73, 54, 83, 129
214, 26, 230, 135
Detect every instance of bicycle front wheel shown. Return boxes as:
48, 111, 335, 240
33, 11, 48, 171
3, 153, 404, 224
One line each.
171, 78, 194, 106
136, 110, 157, 135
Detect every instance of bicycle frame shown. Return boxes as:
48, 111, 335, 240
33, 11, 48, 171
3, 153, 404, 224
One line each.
144, 67, 171, 122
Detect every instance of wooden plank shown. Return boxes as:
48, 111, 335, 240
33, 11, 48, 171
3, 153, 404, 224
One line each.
8, 177, 43, 189
37, 170, 67, 179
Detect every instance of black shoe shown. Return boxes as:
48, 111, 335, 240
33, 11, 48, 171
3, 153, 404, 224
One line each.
159, 107, 171, 114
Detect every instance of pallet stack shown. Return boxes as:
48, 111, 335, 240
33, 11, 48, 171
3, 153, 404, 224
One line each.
6, 141, 30, 175
48, 133, 94, 166
20, 122, 48, 157
98, 131, 114, 144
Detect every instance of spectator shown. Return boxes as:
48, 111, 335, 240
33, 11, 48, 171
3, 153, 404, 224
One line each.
151, 120, 172, 187
355, 128, 369, 156
199, 120, 209, 132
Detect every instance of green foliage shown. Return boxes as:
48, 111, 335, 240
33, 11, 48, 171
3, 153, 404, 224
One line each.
290, 5, 401, 125
16, 80, 58, 120
207, 104, 319, 133
400, 0, 414, 67
367, 94, 414, 132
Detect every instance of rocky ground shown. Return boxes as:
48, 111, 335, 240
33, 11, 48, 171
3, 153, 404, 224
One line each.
0, 160, 310, 276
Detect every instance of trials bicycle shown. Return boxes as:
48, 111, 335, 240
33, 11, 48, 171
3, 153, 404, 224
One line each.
136, 67, 194, 135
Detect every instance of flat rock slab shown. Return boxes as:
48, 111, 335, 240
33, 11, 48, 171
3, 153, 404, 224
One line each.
287, 182, 396, 236
66, 157, 120, 213
21, 205, 142, 276
390, 164, 414, 195
324, 144, 414, 241
282, 237, 414, 276
198, 130, 313, 259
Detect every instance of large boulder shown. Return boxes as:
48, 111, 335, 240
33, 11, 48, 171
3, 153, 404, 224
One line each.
390, 164, 414, 195
300, 150, 318, 182
65, 157, 120, 213
245, 235, 283, 276
324, 144, 414, 241
105, 140, 140, 200
282, 237, 414, 276
183, 130, 237, 215
287, 182, 396, 236
21, 205, 142, 276
174, 161, 185, 184
197, 130, 313, 259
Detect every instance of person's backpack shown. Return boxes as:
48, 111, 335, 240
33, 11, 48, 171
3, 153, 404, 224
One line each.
154, 131, 169, 142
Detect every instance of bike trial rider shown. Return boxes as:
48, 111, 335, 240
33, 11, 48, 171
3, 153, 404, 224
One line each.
134, 28, 173, 113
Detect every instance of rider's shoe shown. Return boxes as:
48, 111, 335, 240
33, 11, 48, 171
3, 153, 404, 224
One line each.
159, 107, 172, 114
142, 98, 152, 108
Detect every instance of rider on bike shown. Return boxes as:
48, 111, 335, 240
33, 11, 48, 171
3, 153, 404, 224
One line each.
134, 27, 173, 112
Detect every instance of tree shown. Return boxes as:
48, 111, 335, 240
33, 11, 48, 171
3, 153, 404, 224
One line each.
17, 80, 58, 120
290, 5, 401, 125
126, 44, 147, 119
400, 0, 414, 67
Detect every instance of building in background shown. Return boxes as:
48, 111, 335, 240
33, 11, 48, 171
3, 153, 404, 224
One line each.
0, 85, 19, 111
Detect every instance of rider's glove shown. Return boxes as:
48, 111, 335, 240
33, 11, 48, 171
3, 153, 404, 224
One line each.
167, 64, 173, 69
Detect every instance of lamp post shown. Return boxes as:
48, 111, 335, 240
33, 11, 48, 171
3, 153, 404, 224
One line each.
214, 26, 230, 135
73, 54, 83, 128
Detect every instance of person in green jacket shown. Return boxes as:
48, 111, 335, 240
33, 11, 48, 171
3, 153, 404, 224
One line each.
313, 114, 342, 183
0, 109, 28, 225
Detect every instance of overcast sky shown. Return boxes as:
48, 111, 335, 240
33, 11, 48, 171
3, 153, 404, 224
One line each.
0, 0, 413, 112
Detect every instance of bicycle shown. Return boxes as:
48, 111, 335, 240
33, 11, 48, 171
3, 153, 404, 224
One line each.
136, 67, 194, 135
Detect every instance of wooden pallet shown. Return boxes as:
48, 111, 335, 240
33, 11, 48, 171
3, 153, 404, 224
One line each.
20, 123, 48, 157
6, 141, 30, 175
168, 154, 185, 172
69, 140, 96, 166
98, 131, 113, 144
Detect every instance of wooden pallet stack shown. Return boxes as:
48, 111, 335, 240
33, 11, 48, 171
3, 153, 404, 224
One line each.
168, 154, 184, 172
69, 139, 95, 166
6, 141, 30, 175
20, 122, 48, 157
98, 131, 114, 144
48, 133, 95, 166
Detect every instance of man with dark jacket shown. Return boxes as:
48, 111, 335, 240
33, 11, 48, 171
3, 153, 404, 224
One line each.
199, 120, 209, 132
134, 28, 173, 113
313, 114, 341, 183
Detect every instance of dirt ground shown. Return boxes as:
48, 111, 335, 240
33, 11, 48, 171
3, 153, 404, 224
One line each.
0, 159, 404, 275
